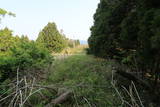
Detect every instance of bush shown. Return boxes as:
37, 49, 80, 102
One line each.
0, 40, 53, 82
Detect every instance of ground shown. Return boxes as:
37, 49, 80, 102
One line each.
28, 45, 150, 107
28, 45, 123, 107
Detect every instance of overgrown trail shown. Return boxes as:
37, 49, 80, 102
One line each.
28, 46, 154, 107
42, 52, 122, 106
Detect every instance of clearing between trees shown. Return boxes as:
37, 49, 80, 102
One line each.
22, 46, 153, 107
0, 45, 158, 107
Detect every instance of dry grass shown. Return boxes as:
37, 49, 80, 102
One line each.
53, 45, 88, 55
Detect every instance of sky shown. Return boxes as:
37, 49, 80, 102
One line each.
0, 0, 99, 41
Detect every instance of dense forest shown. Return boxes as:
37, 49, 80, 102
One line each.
0, 0, 160, 106
88, 0, 160, 102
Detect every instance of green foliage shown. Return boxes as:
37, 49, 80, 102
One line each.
89, 1, 160, 70
88, 0, 160, 91
0, 28, 53, 82
88, 0, 132, 58
0, 28, 16, 52
0, 8, 7, 16
10, 40, 53, 70
0, 8, 15, 22
37, 22, 67, 53
37, 22, 80, 53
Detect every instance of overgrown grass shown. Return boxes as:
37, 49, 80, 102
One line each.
42, 55, 121, 106
24, 46, 129, 106
0, 44, 155, 106
53, 45, 88, 55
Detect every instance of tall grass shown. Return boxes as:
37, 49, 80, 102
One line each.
44, 55, 121, 106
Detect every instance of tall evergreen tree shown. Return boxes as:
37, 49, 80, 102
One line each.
36, 22, 66, 52
88, 0, 160, 89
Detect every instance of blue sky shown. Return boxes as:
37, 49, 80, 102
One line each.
0, 0, 99, 40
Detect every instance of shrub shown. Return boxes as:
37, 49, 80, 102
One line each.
0, 40, 53, 82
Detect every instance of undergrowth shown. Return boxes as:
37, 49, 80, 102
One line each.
37, 55, 122, 107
